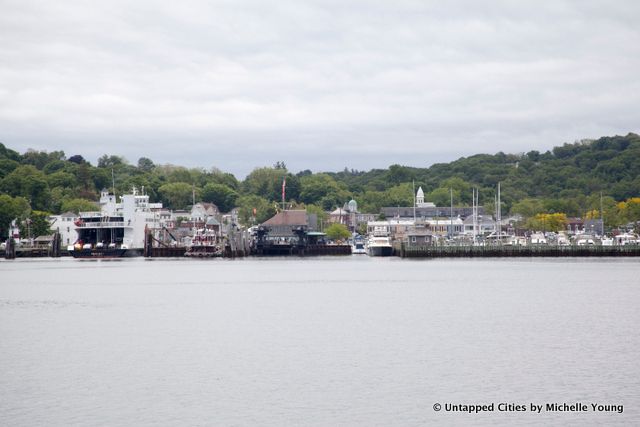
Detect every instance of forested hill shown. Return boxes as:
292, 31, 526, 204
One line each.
325, 133, 640, 214
1, 133, 639, 235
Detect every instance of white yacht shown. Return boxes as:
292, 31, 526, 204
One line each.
367, 235, 393, 257
615, 233, 639, 245
529, 233, 547, 245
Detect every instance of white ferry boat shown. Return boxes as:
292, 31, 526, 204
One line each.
68, 187, 161, 258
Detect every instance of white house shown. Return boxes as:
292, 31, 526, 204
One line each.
49, 212, 78, 246
191, 202, 219, 221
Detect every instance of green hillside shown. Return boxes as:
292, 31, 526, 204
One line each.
1, 133, 639, 238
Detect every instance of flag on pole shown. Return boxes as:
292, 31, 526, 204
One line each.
282, 176, 286, 202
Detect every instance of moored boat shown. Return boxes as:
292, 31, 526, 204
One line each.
367, 235, 393, 256
69, 243, 137, 258
68, 187, 162, 258
185, 220, 222, 258
351, 237, 367, 254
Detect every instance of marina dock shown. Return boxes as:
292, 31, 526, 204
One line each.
397, 243, 640, 258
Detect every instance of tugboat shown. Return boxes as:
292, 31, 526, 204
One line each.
185, 218, 222, 258
68, 187, 162, 258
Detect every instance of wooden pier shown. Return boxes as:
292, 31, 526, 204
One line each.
304, 244, 352, 255
4, 233, 62, 259
143, 227, 249, 258
254, 243, 352, 256
397, 243, 640, 258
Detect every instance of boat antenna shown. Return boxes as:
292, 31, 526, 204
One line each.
111, 168, 116, 196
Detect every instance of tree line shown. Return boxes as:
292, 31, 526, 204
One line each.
1, 132, 639, 239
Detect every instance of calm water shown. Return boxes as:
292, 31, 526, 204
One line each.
1, 257, 639, 426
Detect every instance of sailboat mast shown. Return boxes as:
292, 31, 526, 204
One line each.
600, 191, 603, 236
412, 180, 416, 224
498, 182, 501, 237
472, 188, 476, 243
450, 187, 453, 238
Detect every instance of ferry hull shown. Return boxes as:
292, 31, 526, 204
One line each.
367, 246, 393, 257
69, 248, 143, 258
185, 246, 222, 258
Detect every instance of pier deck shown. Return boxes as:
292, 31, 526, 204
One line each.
398, 244, 640, 258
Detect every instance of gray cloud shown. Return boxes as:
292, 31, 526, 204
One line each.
1, 0, 639, 177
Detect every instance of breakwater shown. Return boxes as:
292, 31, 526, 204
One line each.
397, 244, 640, 258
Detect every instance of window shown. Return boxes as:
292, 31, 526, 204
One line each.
411, 236, 416, 243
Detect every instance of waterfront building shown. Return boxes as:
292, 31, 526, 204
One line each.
405, 220, 435, 246
254, 210, 320, 254
49, 211, 79, 246
153, 208, 175, 229
191, 202, 219, 221
367, 218, 464, 242
329, 199, 376, 232
380, 187, 484, 224
583, 219, 604, 236
429, 218, 464, 236
366, 219, 414, 241
462, 215, 496, 236
261, 210, 317, 238
566, 217, 584, 234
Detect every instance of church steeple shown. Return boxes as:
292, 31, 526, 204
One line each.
416, 186, 424, 206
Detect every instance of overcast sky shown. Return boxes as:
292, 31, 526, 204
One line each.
1, 0, 639, 178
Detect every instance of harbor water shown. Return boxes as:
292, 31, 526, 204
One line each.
1, 257, 639, 426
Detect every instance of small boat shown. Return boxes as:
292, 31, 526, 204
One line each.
601, 236, 614, 246
351, 238, 366, 254
556, 233, 571, 246
615, 233, 639, 246
529, 232, 547, 245
576, 235, 596, 246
